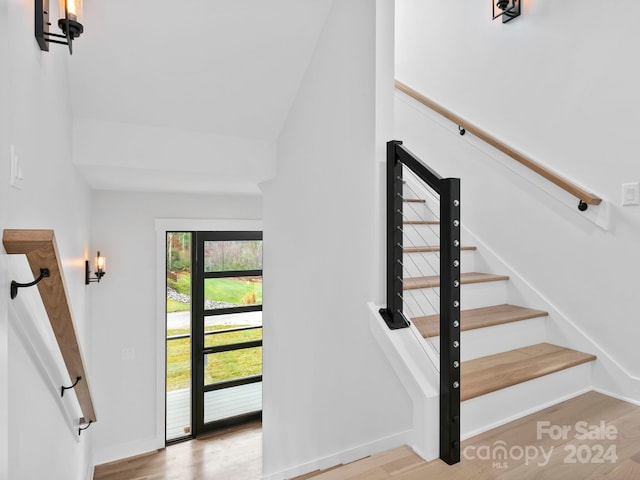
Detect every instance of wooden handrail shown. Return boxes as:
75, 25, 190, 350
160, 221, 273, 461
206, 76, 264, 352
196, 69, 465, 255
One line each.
395, 80, 602, 208
3, 229, 96, 424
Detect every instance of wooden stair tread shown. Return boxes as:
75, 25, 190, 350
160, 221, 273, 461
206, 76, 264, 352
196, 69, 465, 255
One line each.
461, 343, 596, 401
412, 304, 548, 338
403, 272, 509, 290
402, 220, 439, 225
404, 245, 476, 253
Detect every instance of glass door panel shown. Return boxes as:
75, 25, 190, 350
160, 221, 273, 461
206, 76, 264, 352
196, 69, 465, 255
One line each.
204, 240, 263, 272
204, 347, 263, 385
165, 232, 193, 443
204, 383, 263, 424
193, 231, 263, 435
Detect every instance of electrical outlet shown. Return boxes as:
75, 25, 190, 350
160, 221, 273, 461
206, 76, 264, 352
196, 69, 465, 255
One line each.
10, 145, 24, 189
622, 183, 640, 206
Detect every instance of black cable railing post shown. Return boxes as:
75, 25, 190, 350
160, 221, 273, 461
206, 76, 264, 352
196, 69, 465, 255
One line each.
439, 177, 461, 465
380, 140, 461, 464
380, 140, 409, 330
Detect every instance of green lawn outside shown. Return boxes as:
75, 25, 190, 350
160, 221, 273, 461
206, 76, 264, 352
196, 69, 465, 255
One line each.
168, 272, 262, 310
204, 278, 262, 306
167, 299, 190, 313
168, 271, 191, 296
166, 325, 262, 391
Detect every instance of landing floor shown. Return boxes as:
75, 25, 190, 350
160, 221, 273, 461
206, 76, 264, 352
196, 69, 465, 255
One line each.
298, 391, 640, 479
94, 391, 640, 479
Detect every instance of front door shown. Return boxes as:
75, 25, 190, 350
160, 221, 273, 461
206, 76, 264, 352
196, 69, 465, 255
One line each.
192, 231, 263, 435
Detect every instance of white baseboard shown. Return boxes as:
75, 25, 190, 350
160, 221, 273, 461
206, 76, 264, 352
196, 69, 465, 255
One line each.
593, 386, 640, 407
261, 430, 410, 480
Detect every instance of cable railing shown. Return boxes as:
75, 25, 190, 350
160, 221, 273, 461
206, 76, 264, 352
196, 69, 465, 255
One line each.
379, 140, 461, 465
395, 80, 602, 211
2, 229, 96, 433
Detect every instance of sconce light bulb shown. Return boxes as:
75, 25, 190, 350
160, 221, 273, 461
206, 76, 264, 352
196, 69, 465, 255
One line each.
95, 252, 105, 273
67, 0, 77, 18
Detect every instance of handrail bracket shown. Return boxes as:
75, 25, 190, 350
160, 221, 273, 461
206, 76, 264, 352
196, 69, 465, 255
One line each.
10, 268, 50, 299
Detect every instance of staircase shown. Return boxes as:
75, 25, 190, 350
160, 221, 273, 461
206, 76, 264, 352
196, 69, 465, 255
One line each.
400, 186, 597, 441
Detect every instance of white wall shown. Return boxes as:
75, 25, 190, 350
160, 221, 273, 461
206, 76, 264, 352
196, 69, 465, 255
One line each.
1, 0, 94, 478
89, 191, 262, 465
0, 0, 10, 477
261, 1, 412, 478
395, 1, 640, 388
73, 118, 277, 195
374, 0, 396, 303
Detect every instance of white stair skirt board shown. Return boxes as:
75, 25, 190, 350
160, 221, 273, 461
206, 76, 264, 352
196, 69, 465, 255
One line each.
403, 279, 509, 317
368, 304, 440, 463
425, 317, 547, 362
461, 362, 593, 439
403, 249, 476, 277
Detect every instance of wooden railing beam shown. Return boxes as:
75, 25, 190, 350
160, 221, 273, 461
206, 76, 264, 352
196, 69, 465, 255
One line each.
3, 229, 97, 424
395, 80, 602, 207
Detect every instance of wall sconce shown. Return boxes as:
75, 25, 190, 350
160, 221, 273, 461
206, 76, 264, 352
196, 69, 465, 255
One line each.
85, 252, 106, 285
493, 0, 521, 23
35, 0, 84, 54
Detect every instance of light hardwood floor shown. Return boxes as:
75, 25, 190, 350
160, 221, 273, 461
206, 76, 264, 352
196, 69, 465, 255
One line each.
297, 391, 640, 479
93, 421, 262, 480
94, 392, 640, 480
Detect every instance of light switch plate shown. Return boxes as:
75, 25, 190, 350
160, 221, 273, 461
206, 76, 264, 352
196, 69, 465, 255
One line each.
10, 145, 24, 189
622, 182, 639, 206
121, 347, 135, 361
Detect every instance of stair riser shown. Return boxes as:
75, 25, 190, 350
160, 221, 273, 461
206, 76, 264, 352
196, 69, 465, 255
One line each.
402, 250, 476, 277
461, 363, 593, 439
424, 317, 546, 361
402, 280, 509, 317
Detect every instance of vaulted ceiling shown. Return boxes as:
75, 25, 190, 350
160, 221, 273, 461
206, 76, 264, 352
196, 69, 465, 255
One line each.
68, 0, 334, 194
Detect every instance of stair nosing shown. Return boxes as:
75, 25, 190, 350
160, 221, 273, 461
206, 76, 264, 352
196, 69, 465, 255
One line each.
403, 272, 509, 290
404, 245, 477, 253
402, 220, 439, 225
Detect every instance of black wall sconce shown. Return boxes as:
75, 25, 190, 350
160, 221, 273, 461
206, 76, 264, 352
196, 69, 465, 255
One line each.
35, 0, 84, 54
85, 251, 106, 285
493, 0, 521, 23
